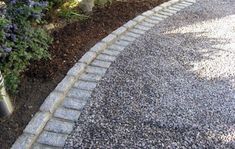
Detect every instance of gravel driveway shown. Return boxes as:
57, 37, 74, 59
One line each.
65, 0, 235, 148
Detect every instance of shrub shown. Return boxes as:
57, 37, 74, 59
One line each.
0, 0, 52, 93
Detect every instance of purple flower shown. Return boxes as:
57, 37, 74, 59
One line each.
1, 46, 12, 53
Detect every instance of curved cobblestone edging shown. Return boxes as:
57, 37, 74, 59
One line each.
11, 0, 196, 148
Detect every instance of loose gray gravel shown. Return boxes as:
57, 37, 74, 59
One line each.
65, 0, 235, 148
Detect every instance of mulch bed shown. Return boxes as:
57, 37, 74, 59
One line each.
0, 0, 167, 148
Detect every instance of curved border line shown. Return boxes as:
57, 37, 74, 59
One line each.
12, 0, 196, 148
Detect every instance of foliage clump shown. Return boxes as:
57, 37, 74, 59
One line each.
0, 0, 52, 93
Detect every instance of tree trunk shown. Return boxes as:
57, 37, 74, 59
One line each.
0, 72, 13, 118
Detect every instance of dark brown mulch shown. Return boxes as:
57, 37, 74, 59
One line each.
0, 0, 167, 148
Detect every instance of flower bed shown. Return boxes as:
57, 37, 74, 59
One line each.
0, 0, 167, 148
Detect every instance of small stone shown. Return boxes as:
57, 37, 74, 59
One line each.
12, 133, 36, 149
133, 15, 146, 22
62, 97, 87, 110
125, 32, 141, 38
115, 40, 130, 47
40, 91, 65, 113
120, 35, 136, 42
134, 25, 152, 31
96, 54, 116, 62
168, 6, 182, 11
55, 75, 76, 93
79, 51, 97, 64
102, 34, 117, 44
32, 143, 55, 149
112, 27, 127, 36
54, 107, 81, 121
140, 22, 155, 28
80, 73, 102, 82
37, 131, 67, 147
172, 4, 186, 9
142, 10, 154, 17
44, 118, 74, 134
74, 80, 97, 91
158, 11, 174, 16
109, 44, 126, 51
130, 28, 146, 35
24, 112, 51, 135
67, 62, 86, 77
163, 9, 178, 14
91, 60, 112, 68
150, 16, 164, 21
86, 66, 107, 76
123, 20, 138, 29
90, 42, 107, 54
145, 18, 160, 24
153, 6, 163, 12
102, 49, 121, 56
67, 88, 92, 99
154, 13, 168, 19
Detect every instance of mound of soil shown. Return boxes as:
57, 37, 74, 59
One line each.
0, 0, 167, 148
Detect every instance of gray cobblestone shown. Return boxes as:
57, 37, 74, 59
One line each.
161, 1, 173, 7
12, 133, 36, 149
134, 24, 152, 31
123, 20, 138, 29
90, 42, 107, 54
120, 35, 136, 42
32, 143, 58, 149
142, 10, 154, 17
74, 80, 97, 90
67, 62, 86, 77
130, 28, 146, 35
37, 131, 67, 147
62, 97, 87, 110
80, 73, 102, 82
102, 49, 121, 56
79, 51, 97, 64
109, 44, 126, 51
86, 65, 108, 75
177, 2, 192, 6
101, 34, 117, 44
40, 91, 64, 113
145, 18, 160, 24
154, 13, 169, 18
158, 11, 174, 16
163, 9, 178, 14
185, 0, 196, 3
54, 107, 81, 121
133, 15, 146, 22
172, 4, 186, 9
96, 54, 116, 62
44, 118, 74, 134
112, 27, 127, 36
55, 75, 76, 93
181, 1, 194, 5
125, 32, 141, 38
153, 6, 163, 12
115, 40, 130, 47
24, 112, 50, 135
140, 22, 155, 28
149, 15, 164, 21
91, 59, 112, 68
67, 88, 92, 99
168, 6, 182, 11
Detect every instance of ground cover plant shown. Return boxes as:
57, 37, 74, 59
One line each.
0, 0, 52, 93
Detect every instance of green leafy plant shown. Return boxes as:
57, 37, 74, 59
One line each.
0, 1, 52, 93
58, 8, 89, 20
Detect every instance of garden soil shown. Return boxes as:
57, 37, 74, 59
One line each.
0, 0, 167, 148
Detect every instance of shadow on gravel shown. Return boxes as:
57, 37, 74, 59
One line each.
65, 0, 235, 148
